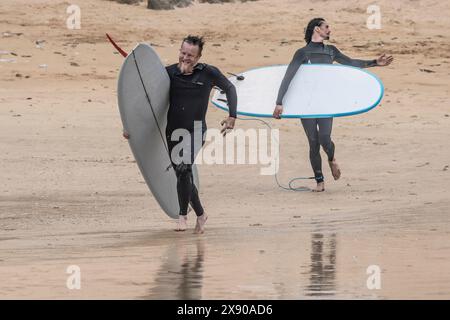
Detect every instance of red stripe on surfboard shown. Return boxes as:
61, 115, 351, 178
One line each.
106, 33, 128, 58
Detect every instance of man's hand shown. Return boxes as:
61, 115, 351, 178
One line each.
220, 117, 236, 136
273, 105, 283, 119
123, 130, 130, 140
376, 54, 394, 66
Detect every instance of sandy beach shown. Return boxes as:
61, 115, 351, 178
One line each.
1, 0, 449, 299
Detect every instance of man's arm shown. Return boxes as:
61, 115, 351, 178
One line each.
276, 49, 306, 105
331, 45, 378, 68
273, 49, 306, 119
211, 66, 237, 135
211, 66, 237, 118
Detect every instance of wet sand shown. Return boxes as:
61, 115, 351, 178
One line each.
2, 207, 450, 299
1, 0, 450, 299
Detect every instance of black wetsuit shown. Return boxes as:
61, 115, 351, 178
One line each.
276, 41, 377, 183
165, 63, 237, 216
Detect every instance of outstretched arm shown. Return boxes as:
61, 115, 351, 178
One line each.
332, 45, 378, 68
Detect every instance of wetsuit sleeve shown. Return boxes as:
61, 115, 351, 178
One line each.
276, 49, 306, 105
210, 66, 237, 118
331, 45, 377, 68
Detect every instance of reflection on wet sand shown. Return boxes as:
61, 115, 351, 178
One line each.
305, 233, 337, 297
144, 238, 205, 300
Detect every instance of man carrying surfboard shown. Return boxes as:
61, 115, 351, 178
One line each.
124, 35, 237, 233
273, 18, 393, 192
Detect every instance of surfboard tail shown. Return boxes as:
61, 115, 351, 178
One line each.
106, 33, 128, 58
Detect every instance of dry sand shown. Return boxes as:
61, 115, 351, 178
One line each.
1, 0, 449, 299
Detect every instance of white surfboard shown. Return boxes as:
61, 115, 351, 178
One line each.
117, 43, 199, 219
212, 64, 384, 118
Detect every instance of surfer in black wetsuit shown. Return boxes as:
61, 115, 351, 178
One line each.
123, 36, 237, 233
273, 18, 393, 192
165, 35, 237, 233
126, 35, 237, 233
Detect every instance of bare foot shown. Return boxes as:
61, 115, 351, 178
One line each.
312, 182, 325, 192
175, 215, 187, 232
329, 158, 341, 180
194, 214, 208, 234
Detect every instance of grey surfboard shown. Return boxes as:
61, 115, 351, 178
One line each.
117, 43, 199, 219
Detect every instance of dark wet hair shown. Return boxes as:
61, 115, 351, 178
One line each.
304, 18, 325, 43
182, 35, 205, 55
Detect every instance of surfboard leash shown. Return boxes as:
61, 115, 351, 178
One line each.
131, 50, 172, 171
235, 116, 315, 192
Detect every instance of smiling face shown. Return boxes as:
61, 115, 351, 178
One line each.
178, 41, 201, 74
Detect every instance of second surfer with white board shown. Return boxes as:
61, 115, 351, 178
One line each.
273, 18, 393, 192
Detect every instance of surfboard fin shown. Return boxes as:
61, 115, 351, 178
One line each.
106, 33, 128, 58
